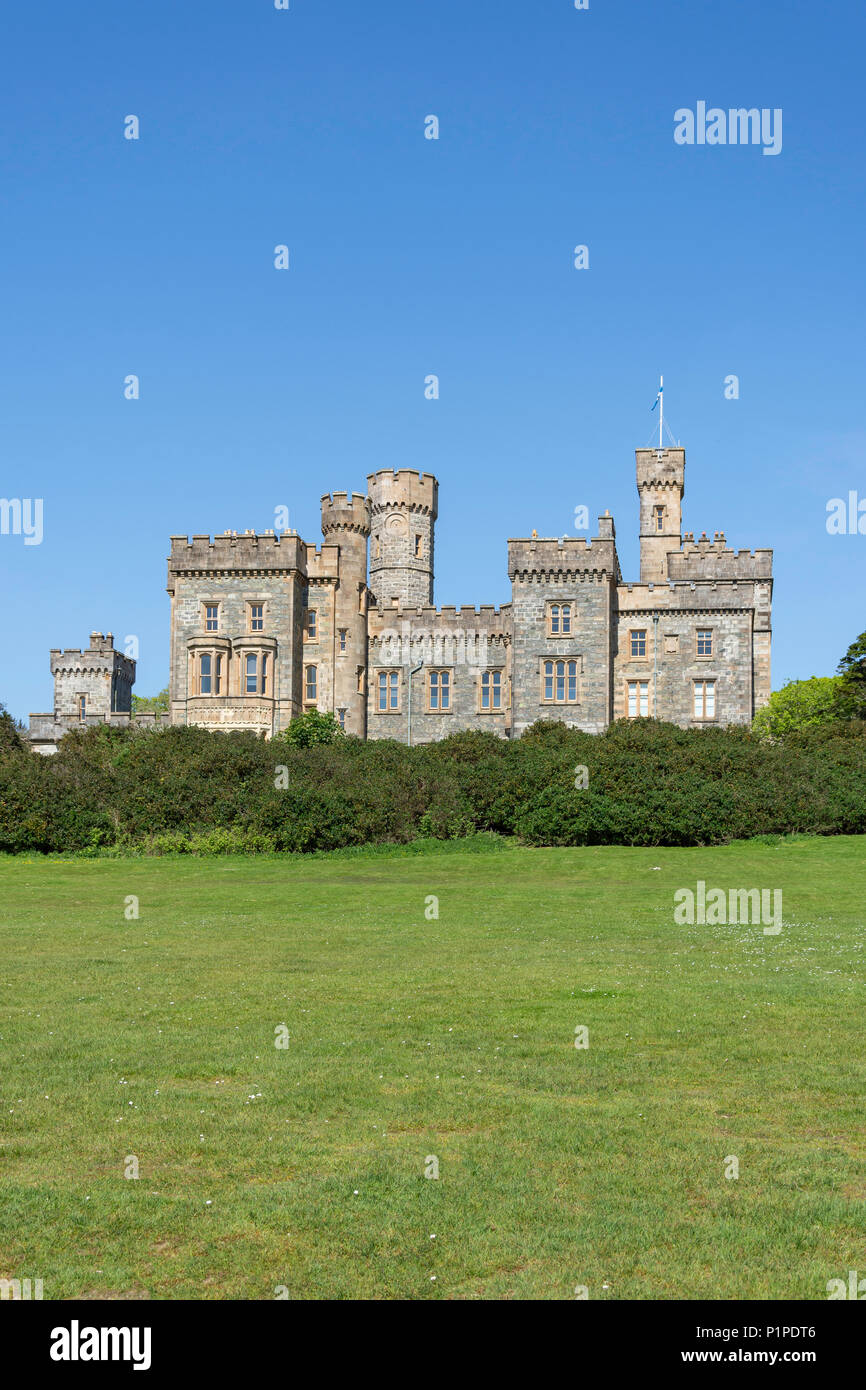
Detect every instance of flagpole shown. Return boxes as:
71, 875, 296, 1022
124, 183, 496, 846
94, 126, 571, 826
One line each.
659, 375, 664, 449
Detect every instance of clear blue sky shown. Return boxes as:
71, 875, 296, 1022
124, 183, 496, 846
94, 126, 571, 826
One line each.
2, 0, 864, 721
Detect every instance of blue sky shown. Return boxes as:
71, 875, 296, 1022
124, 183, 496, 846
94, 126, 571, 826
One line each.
1, 0, 864, 721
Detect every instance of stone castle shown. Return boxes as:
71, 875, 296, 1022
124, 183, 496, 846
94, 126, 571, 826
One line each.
28, 444, 773, 751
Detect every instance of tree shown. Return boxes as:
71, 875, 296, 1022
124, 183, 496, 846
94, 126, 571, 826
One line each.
752, 676, 848, 740
131, 687, 170, 714
837, 630, 866, 717
0, 703, 24, 755
279, 709, 343, 747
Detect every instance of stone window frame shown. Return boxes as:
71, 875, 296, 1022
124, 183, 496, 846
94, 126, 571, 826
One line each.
202, 601, 221, 634
338, 628, 348, 655
427, 668, 452, 712
695, 627, 714, 659
692, 677, 717, 721
625, 678, 650, 719
304, 664, 318, 705
541, 659, 580, 705
376, 668, 401, 713
547, 602, 573, 637
629, 628, 648, 660
248, 601, 266, 634
77, 694, 87, 721
242, 650, 269, 696
478, 668, 503, 713
654, 504, 665, 533
198, 650, 224, 696
305, 608, 318, 641
337, 708, 346, 730
414, 533, 423, 558
188, 637, 231, 696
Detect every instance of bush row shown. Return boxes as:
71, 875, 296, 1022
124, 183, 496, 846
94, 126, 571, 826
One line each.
1, 715, 865, 854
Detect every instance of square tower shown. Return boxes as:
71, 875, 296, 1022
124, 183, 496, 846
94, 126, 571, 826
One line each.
636, 447, 684, 582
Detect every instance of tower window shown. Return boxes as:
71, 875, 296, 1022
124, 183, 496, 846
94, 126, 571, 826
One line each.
78, 695, 86, 721
339, 629, 347, 654
428, 670, 451, 711
627, 679, 650, 718
696, 629, 713, 657
337, 708, 346, 729
654, 505, 665, 532
630, 629, 647, 658
305, 665, 317, 703
480, 670, 502, 711
205, 604, 219, 632
249, 603, 264, 632
414, 534, 422, 557
548, 603, 573, 636
306, 609, 317, 639
378, 670, 399, 711
543, 660, 578, 704
694, 679, 716, 720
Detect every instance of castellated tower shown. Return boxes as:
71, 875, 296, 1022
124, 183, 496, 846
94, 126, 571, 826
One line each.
636, 447, 685, 582
367, 470, 438, 609
320, 491, 371, 736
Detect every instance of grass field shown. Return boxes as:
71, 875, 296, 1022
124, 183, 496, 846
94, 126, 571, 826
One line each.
1, 835, 864, 1301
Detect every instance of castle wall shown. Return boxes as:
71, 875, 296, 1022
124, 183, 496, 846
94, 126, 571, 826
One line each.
508, 529, 619, 736
166, 533, 307, 736
367, 604, 510, 742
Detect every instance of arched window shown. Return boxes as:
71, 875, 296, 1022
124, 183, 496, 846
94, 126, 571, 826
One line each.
305, 665, 317, 703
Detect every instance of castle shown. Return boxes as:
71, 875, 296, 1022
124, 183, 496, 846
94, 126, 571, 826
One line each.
27, 444, 773, 751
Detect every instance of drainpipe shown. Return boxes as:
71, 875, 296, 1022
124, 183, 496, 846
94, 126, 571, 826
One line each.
407, 660, 424, 747
653, 613, 659, 717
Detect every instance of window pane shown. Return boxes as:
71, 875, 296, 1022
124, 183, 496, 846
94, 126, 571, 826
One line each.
492, 671, 501, 708
706, 681, 715, 717
639, 682, 649, 716
628, 683, 636, 717
261, 655, 267, 695
378, 672, 387, 710
562, 605, 571, 634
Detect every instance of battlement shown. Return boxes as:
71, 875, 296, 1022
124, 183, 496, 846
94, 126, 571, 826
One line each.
667, 539, 773, 581
636, 447, 686, 492
367, 469, 439, 516
167, 532, 307, 578
507, 534, 619, 581
321, 491, 371, 536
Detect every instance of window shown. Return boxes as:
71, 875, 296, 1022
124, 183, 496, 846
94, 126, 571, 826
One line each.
378, 670, 399, 711
205, 604, 219, 633
630, 629, 647, 658
305, 665, 317, 703
696, 629, 713, 657
78, 695, 86, 721
414, 534, 422, 557
242, 652, 268, 695
199, 652, 223, 695
306, 609, 317, 640
549, 603, 573, 636
627, 680, 650, 718
337, 708, 346, 730
543, 660, 579, 704
339, 629, 347, 654
480, 670, 502, 711
249, 603, 264, 632
654, 505, 665, 533
694, 679, 716, 720
429, 670, 451, 711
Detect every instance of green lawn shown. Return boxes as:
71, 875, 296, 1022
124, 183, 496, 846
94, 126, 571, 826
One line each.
1, 836, 864, 1300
